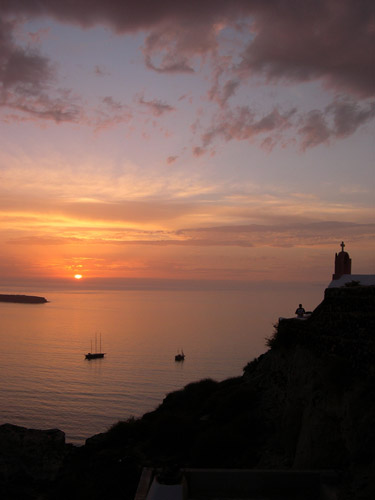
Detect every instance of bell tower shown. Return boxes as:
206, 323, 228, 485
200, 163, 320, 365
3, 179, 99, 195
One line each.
332, 241, 352, 280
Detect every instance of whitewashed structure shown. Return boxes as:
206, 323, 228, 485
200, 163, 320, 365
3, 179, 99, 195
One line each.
328, 242, 375, 288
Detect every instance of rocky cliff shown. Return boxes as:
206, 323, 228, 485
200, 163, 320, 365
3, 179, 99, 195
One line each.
0, 424, 68, 499
1, 285, 374, 499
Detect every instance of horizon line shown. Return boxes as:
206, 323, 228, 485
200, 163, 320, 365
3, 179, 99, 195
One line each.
0, 276, 328, 292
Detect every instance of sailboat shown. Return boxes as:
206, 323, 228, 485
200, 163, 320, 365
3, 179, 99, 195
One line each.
175, 349, 185, 362
85, 333, 105, 360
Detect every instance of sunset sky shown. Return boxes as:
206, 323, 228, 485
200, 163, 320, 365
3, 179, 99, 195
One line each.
0, 1, 374, 288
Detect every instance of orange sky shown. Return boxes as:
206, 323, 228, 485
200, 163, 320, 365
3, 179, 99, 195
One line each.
0, 2, 374, 288
1, 192, 374, 286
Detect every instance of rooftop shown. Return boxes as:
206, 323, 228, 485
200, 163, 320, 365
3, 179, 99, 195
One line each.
328, 274, 375, 288
135, 468, 339, 500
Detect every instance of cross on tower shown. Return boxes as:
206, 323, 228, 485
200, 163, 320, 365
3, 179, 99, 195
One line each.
333, 241, 351, 279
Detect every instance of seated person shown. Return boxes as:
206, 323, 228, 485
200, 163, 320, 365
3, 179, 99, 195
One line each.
295, 304, 305, 318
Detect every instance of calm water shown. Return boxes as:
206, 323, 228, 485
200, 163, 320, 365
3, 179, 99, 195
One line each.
0, 284, 324, 444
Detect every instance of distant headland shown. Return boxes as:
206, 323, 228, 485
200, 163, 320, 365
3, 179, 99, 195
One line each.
0, 294, 48, 304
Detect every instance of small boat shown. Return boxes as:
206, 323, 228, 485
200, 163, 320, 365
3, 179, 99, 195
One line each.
85, 352, 105, 360
85, 333, 105, 360
175, 350, 185, 362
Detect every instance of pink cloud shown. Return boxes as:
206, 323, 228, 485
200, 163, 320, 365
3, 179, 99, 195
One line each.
143, 31, 195, 74
0, 19, 83, 123
209, 77, 240, 106
0, 1, 244, 31
239, 0, 374, 98
137, 94, 175, 116
196, 98, 374, 151
10, 219, 373, 249
1, 88, 82, 123
166, 155, 178, 164
174, 221, 375, 248
298, 99, 375, 150
298, 110, 331, 150
92, 96, 132, 130
0, 0, 241, 78
0, 20, 127, 127
1, 0, 374, 139
0, 18, 51, 93
192, 146, 207, 157
328, 99, 375, 137
94, 65, 110, 77
200, 107, 295, 148
27, 27, 50, 44
2, 1, 372, 97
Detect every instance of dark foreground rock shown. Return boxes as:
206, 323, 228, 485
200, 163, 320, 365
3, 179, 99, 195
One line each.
0, 424, 68, 499
1, 285, 374, 499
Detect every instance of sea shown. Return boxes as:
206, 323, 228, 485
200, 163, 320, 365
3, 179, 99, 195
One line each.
0, 283, 325, 445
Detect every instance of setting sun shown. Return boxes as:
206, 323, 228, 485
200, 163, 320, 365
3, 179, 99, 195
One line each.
74, 274, 83, 280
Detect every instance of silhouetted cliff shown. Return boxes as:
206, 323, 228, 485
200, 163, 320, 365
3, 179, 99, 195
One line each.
0, 285, 374, 499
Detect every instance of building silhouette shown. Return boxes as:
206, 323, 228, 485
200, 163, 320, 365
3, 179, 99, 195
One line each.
332, 241, 351, 280
328, 242, 375, 288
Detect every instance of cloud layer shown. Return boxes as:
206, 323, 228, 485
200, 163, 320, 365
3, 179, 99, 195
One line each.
0, 0, 373, 148
2, 0, 373, 93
